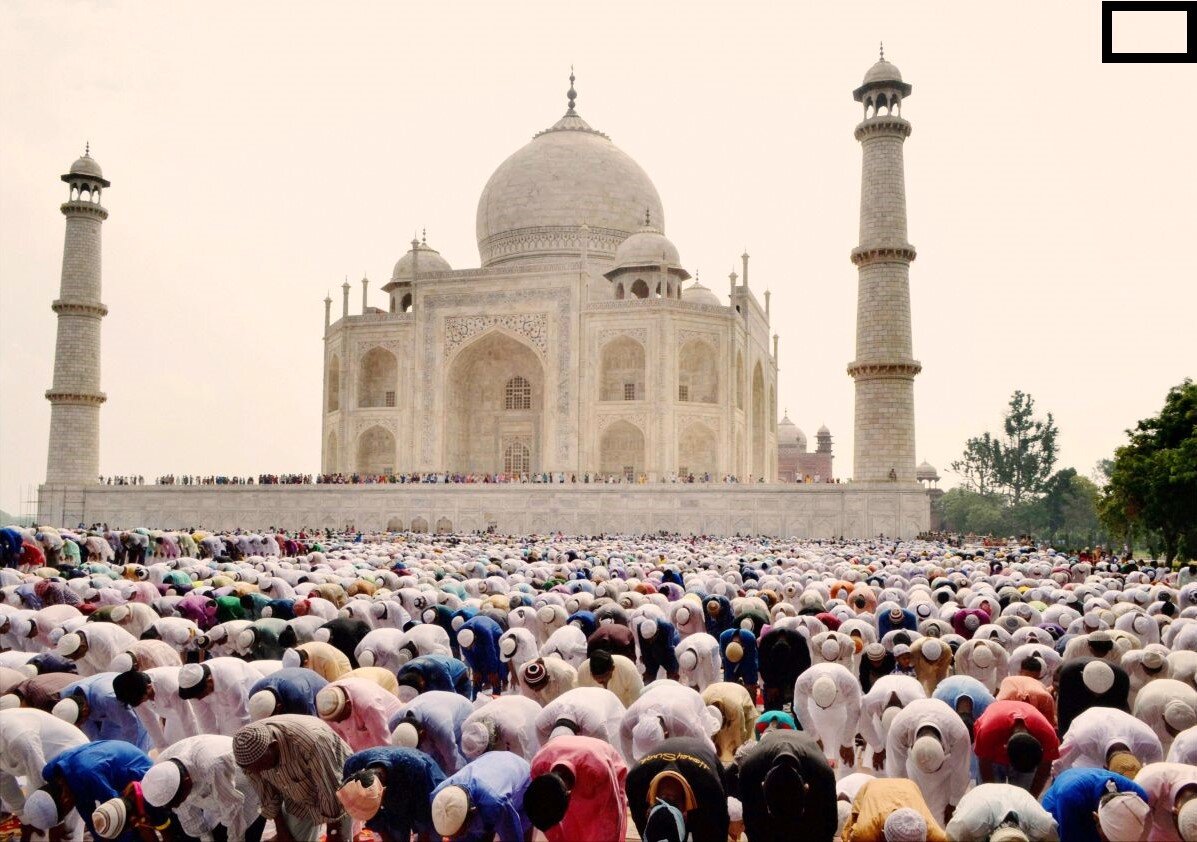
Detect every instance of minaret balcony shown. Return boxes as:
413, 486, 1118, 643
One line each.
850, 244, 917, 266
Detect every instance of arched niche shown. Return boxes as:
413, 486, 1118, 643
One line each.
356, 425, 396, 475
358, 347, 398, 408
600, 420, 645, 481
600, 336, 646, 402
678, 339, 718, 403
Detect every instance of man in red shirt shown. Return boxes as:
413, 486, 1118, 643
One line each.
973, 700, 1059, 796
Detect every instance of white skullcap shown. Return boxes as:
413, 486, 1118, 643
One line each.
676, 606, 692, 624
740, 618, 754, 631
237, 629, 256, 651
1178, 799, 1197, 842
837, 800, 852, 833
989, 827, 1030, 842
431, 786, 470, 837
921, 639, 943, 662
640, 619, 658, 640
881, 706, 901, 735
964, 614, 980, 631
392, 721, 419, 747
92, 797, 127, 839
357, 649, 375, 667
972, 644, 995, 669
883, 808, 928, 842
632, 716, 666, 760
911, 734, 945, 773
313, 627, 332, 643
141, 761, 183, 807
893, 644, 911, 659
820, 639, 840, 661
725, 640, 744, 664
56, 632, 83, 657
1098, 792, 1149, 841
811, 676, 837, 709
451, 615, 466, 631
109, 652, 135, 674
865, 643, 886, 659
109, 605, 130, 624
316, 686, 348, 720
537, 605, 556, 624
1082, 661, 1115, 695
499, 635, 517, 658
281, 649, 302, 669
178, 663, 207, 691
679, 649, 698, 672
457, 628, 475, 650
1143, 650, 1166, 670
51, 697, 81, 724
23, 789, 61, 831
0, 694, 20, 710
1165, 700, 1197, 733
248, 689, 278, 721
460, 720, 492, 758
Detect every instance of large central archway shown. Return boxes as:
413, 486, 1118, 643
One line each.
446, 331, 545, 474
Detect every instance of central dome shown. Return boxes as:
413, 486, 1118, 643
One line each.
476, 100, 664, 268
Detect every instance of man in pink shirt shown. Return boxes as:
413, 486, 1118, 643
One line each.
523, 734, 628, 842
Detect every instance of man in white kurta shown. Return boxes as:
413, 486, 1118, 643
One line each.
793, 662, 862, 770
177, 657, 264, 737
0, 708, 89, 839
55, 623, 138, 676
1053, 706, 1163, 775
141, 734, 263, 840
884, 697, 972, 825
533, 686, 625, 755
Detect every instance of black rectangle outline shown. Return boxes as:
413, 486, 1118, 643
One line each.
1102, 0, 1197, 62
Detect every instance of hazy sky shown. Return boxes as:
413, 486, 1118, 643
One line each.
2, 1, 1194, 515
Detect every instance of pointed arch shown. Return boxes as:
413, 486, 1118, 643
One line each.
326, 354, 341, 412
358, 347, 398, 408
678, 339, 718, 403
752, 362, 766, 478
446, 330, 544, 473
678, 422, 718, 479
356, 425, 395, 475
600, 420, 645, 481
600, 336, 646, 402
324, 430, 339, 473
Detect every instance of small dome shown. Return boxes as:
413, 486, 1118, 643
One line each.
611, 223, 683, 271
391, 242, 452, 282
863, 59, 903, 86
817, 424, 831, 436
916, 461, 939, 481
682, 279, 720, 307
778, 415, 807, 450
69, 154, 103, 179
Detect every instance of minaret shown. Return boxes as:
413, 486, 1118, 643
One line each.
45, 147, 110, 486
848, 47, 921, 483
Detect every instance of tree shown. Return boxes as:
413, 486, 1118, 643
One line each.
1100, 379, 1197, 563
992, 391, 1059, 504
950, 391, 1058, 503
949, 433, 1000, 495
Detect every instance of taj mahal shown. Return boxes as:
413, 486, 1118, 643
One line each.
322, 73, 778, 483
37, 54, 933, 537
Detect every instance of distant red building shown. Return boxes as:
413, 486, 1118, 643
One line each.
777, 415, 835, 483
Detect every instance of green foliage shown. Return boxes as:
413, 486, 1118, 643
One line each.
949, 391, 1058, 503
1100, 379, 1197, 563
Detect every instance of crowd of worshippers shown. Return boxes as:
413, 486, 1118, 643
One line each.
4, 528, 1197, 842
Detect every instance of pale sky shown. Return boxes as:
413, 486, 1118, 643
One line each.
2, 1, 1194, 515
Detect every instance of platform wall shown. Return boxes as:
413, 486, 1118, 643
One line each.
37, 483, 931, 539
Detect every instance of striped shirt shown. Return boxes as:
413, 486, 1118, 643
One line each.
239, 715, 350, 825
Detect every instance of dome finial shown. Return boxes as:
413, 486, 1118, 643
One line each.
879, 41, 884, 61
421, 227, 427, 245
566, 65, 577, 115
645, 207, 651, 227
84, 141, 90, 157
